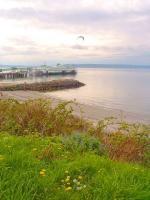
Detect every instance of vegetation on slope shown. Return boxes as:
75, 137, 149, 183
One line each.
0, 99, 150, 199
0, 99, 149, 166
0, 133, 150, 200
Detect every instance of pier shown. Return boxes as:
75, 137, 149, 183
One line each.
0, 71, 28, 79
0, 65, 77, 80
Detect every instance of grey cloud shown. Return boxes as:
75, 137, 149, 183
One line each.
9, 37, 37, 47
71, 45, 88, 50
1, 7, 150, 25
0, 46, 40, 56
0, 6, 150, 43
0, 44, 64, 57
1, 0, 150, 64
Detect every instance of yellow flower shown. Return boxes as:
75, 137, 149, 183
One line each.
40, 170, 46, 176
0, 155, 4, 161
41, 169, 46, 172
65, 170, 69, 174
65, 178, 70, 182
78, 176, 83, 180
77, 182, 80, 185
65, 187, 72, 191
32, 148, 37, 151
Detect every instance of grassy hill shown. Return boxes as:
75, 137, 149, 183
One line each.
0, 99, 150, 200
0, 133, 150, 200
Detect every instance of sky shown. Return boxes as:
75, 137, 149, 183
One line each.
0, 0, 150, 65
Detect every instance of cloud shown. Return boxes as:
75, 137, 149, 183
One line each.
9, 37, 37, 46
0, 0, 150, 64
71, 45, 88, 50
1, 6, 150, 25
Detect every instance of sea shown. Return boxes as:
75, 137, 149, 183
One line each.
1, 66, 150, 116
49, 67, 150, 117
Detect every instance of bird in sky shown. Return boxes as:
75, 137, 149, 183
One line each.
77, 35, 85, 40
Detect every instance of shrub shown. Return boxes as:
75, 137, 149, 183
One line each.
61, 133, 105, 155
0, 99, 149, 166
102, 130, 150, 166
0, 99, 87, 136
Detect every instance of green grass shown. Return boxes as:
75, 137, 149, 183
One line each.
0, 132, 150, 200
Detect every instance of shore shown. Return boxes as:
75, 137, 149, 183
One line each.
1, 90, 150, 124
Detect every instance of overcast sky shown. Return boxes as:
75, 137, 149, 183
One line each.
0, 0, 150, 65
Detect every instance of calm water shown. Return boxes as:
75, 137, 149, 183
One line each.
2, 67, 150, 116
48, 68, 150, 116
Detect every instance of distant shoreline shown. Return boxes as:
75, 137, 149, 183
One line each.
1, 64, 150, 68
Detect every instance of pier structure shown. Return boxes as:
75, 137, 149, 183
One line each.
0, 65, 77, 80
0, 70, 29, 79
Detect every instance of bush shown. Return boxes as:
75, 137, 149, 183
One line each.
61, 133, 105, 155
0, 99, 87, 136
0, 99, 149, 166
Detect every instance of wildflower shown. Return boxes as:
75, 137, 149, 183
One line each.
73, 179, 77, 183
65, 187, 72, 191
57, 147, 61, 150
76, 187, 82, 190
77, 182, 80, 185
67, 176, 70, 179
65, 178, 70, 182
78, 176, 83, 180
65, 170, 69, 174
61, 179, 64, 183
83, 185, 86, 188
32, 148, 37, 151
67, 182, 70, 185
0, 155, 4, 161
40, 169, 46, 176
40, 171, 45, 176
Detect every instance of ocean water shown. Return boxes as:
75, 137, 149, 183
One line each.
1, 67, 150, 116
48, 67, 150, 116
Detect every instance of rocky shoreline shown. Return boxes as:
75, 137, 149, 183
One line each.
0, 79, 85, 92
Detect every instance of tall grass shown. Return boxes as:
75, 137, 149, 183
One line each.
0, 99, 149, 165
0, 98, 150, 199
0, 99, 88, 136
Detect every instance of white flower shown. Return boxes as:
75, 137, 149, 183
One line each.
73, 179, 77, 183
